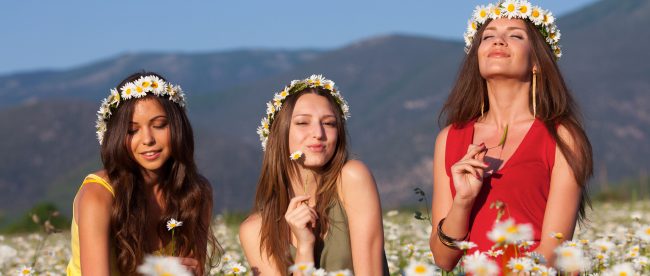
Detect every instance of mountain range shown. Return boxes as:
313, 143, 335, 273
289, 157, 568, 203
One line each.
1, 0, 648, 219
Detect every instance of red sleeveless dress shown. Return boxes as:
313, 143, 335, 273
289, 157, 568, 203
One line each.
444, 118, 556, 258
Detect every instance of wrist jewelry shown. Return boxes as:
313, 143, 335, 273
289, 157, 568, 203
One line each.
437, 217, 468, 249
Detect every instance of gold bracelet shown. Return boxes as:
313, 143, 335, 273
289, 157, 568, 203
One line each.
437, 217, 468, 249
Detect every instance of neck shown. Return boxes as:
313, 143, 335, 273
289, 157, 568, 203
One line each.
483, 78, 534, 126
141, 169, 161, 186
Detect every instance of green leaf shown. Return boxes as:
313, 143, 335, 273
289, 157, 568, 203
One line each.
498, 124, 509, 149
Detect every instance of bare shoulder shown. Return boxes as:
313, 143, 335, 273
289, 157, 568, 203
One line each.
239, 212, 262, 240
435, 125, 451, 149
341, 159, 375, 181
339, 160, 379, 204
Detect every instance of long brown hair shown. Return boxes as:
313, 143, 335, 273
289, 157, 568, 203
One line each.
253, 88, 349, 274
100, 72, 222, 274
439, 19, 593, 224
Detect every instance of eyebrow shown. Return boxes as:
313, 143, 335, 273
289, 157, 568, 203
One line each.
485, 26, 526, 31
293, 114, 336, 118
129, 115, 168, 124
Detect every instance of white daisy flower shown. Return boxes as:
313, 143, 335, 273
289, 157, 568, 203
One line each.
489, 4, 503, 19
312, 268, 327, 276
454, 241, 477, 250
133, 78, 148, 98
149, 76, 165, 95
518, 240, 535, 250
463, 251, 499, 276
552, 45, 562, 58
487, 218, 533, 245
473, 5, 491, 24
136, 76, 153, 92
18, 266, 34, 276
554, 245, 587, 273
593, 239, 615, 252
289, 262, 314, 275
404, 261, 435, 276
323, 80, 335, 90
501, 0, 519, 19
224, 262, 247, 275
328, 269, 352, 276
108, 88, 121, 106
467, 20, 479, 35
485, 249, 503, 258
266, 102, 275, 116
542, 11, 555, 26
290, 151, 303, 161
137, 255, 191, 276
507, 257, 533, 273
518, 1, 532, 17
633, 256, 648, 270
166, 218, 183, 231
121, 83, 137, 100
547, 28, 561, 44
308, 74, 325, 86
603, 262, 635, 276
532, 265, 557, 276
530, 6, 545, 25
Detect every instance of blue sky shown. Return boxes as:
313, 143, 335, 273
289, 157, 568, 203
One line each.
0, 0, 598, 75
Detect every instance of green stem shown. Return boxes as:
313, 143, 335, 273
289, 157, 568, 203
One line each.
171, 228, 176, 256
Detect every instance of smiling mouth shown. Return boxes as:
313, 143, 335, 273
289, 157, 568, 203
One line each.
307, 145, 324, 152
140, 150, 162, 160
488, 52, 510, 58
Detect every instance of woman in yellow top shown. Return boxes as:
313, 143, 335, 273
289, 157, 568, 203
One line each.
67, 72, 220, 275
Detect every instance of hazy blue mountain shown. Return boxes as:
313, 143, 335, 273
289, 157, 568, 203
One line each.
0, 0, 647, 218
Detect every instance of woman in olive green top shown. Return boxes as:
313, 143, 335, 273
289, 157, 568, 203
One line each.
239, 75, 389, 275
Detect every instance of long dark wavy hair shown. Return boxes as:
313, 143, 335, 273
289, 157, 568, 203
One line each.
439, 19, 593, 224
100, 72, 222, 274
253, 88, 349, 275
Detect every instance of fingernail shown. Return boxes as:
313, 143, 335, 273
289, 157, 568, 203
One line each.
479, 142, 485, 147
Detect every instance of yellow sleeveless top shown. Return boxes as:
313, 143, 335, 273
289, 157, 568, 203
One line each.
67, 174, 174, 275
67, 174, 119, 276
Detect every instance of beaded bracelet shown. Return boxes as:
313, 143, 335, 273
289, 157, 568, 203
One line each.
437, 217, 469, 249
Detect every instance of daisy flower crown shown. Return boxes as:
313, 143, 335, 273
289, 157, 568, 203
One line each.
95, 75, 186, 145
257, 74, 350, 151
465, 0, 562, 59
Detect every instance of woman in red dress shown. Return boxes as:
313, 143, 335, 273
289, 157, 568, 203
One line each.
429, 1, 593, 271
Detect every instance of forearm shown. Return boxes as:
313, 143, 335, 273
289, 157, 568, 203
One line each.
430, 199, 474, 271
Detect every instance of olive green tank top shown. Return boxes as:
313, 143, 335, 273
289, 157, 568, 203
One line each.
290, 199, 390, 274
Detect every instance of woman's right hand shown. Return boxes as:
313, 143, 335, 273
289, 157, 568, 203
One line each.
284, 195, 318, 248
450, 143, 488, 205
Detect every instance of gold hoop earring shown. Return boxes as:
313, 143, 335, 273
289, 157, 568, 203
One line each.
532, 67, 537, 117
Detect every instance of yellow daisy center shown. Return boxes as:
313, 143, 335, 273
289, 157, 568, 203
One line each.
314, 80, 321, 86
280, 91, 288, 97
298, 264, 307, 270
514, 264, 524, 271
493, 8, 501, 16
507, 4, 515, 12
554, 48, 561, 55
619, 273, 627, 276
476, 267, 487, 275
142, 81, 151, 88
22, 270, 31, 275
645, 227, 650, 235
519, 6, 528, 13
532, 9, 540, 18
233, 267, 240, 272
506, 225, 518, 233
562, 250, 573, 257
415, 265, 426, 273
532, 267, 540, 271
125, 88, 132, 95
497, 236, 506, 243
543, 14, 549, 22
152, 82, 159, 88
480, 10, 487, 18
472, 22, 478, 30
597, 254, 604, 259
324, 83, 333, 90
161, 273, 172, 276
335, 273, 344, 276
136, 86, 143, 93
